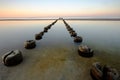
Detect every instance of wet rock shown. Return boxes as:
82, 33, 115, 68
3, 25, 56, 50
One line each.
35, 33, 42, 40
44, 27, 49, 32
103, 65, 119, 80
44, 27, 48, 30
74, 36, 83, 43
24, 40, 36, 49
2, 50, 23, 66
47, 25, 51, 29
90, 62, 103, 80
66, 24, 69, 27
67, 26, 71, 29
90, 62, 119, 80
51, 22, 55, 25
70, 32, 77, 37
44, 29, 48, 32
39, 31, 44, 35
67, 28, 73, 31
78, 45, 93, 57
69, 30, 75, 34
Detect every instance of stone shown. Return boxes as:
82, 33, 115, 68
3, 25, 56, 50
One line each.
90, 62, 119, 80
39, 31, 44, 35
74, 36, 83, 43
47, 25, 51, 29
2, 50, 23, 66
102, 65, 119, 80
90, 62, 103, 80
35, 33, 42, 40
44, 29, 48, 32
24, 40, 36, 49
44, 27, 48, 30
70, 32, 77, 37
67, 28, 73, 31
78, 45, 93, 57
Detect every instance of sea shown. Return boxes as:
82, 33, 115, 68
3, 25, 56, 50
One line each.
0, 20, 120, 80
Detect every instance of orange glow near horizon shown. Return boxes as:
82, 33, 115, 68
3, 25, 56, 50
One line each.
0, 0, 120, 18
1, 9, 119, 18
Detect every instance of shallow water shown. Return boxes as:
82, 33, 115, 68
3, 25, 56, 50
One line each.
0, 20, 120, 80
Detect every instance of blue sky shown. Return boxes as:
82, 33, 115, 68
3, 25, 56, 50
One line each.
0, 0, 120, 18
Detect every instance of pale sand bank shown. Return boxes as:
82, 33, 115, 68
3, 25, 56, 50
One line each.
0, 46, 120, 80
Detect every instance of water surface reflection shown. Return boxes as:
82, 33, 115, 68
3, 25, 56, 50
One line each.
0, 20, 120, 80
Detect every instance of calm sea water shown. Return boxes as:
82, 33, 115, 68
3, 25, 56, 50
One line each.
0, 20, 120, 54
0, 20, 120, 80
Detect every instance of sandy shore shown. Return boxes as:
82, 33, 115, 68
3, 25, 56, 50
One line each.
0, 46, 120, 80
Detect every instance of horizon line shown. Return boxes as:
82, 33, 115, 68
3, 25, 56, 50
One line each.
0, 18, 120, 21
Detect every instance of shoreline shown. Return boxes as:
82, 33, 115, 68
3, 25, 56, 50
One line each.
0, 18, 120, 21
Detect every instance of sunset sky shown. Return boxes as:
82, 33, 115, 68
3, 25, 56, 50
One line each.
0, 0, 120, 18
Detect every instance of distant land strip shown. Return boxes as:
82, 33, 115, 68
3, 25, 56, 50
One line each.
0, 18, 120, 21
0, 19, 56, 21
65, 18, 120, 21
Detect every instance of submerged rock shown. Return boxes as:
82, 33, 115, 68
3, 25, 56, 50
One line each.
51, 22, 55, 25
67, 28, 73, 31
44, 29, 48, 32
78, 45, 93, 57
47, 25, 51, 29
35, 33, 42, 40
44, 27, 48, 30
39, 31, 44, 35
70, 32, 77, 37
69, 30, 75, 34
74, 36, 83, 42
2, 50, 23, 66
24, 40, 36, 49
90, 62, 119, 80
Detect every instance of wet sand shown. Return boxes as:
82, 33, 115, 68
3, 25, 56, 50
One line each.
0, 45, 120, 80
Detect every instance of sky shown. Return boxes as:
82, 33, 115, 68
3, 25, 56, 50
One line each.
0, 0, 120, 18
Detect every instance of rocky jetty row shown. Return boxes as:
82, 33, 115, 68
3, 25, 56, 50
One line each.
63, 19, 83, 43
62, 19, 119, 79
2, 20, 58, 66
35, 20, 58, 40
62, 19, 94, 58
24, 19, 58, 49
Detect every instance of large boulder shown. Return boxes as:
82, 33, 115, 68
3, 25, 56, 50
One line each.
24, 40, 36, 49
78, 45, 93, 57
2, 50, 23, 66
90, 62, 119, 80
74, 36, 83, 43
